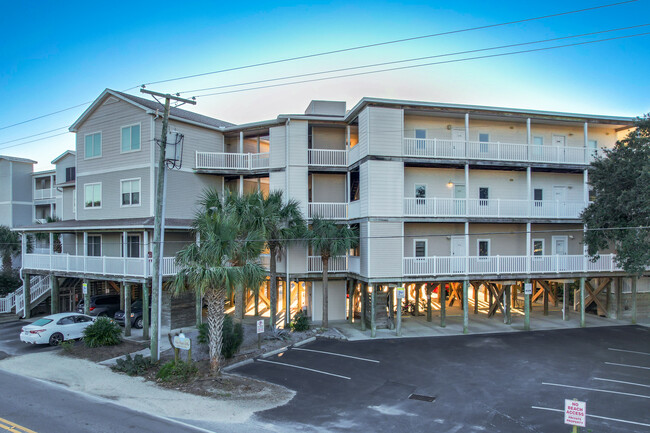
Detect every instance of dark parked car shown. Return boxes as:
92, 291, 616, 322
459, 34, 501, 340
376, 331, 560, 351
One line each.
114, 300, 150, 329
76, 295, 121, 317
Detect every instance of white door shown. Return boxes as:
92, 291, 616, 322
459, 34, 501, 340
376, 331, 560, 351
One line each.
451, 128, 466, 157
552, 236, 568, 271
454, 184, 466, 216
553, 186, 567, 217
451, 236, 466, 273
552, 135, 566, 162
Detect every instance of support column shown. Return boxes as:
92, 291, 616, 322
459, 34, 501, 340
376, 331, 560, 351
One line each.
426, 283, 432, 322
616, 277, 622, 319
23, 274, 31, 319
414, 284, 420, 316
370, 286, 376, 338
504, 284, 512, 325
196, 289, 203, 325
524, 279, 530, 331
124, 283, 131, 337
347, 280, 353, 324
563, 283, 568, 321
83, 279, 90, 315
143, 279, 150, 339
464, 221, 469, 273
473, 283, 478, 314
440, 283, 446, 328
50, 275, 59, 314
543, 283, 549, 316
120, 281, 125, 311
631, 277, 637, 325
526, 221, 531, 273
239, 175, 244, 197
396, 286, 402, 337
580, 277, 586, 328
464, 113, 470, 146
463, 280, 469, 334
360, 283, 367, 331
239, 131, 244, 153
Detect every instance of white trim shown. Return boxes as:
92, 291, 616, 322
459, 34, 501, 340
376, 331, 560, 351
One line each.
0, 201, 33, 206
414, 239, 428, 258
83, 131, 102, 159
551, 236, 568, 255
121, 232, 142, 258
86, 234, 102, 256
477, 239, 490, 257
83, 182, 102, 209
77, 163, 150, 177
532, 238, 544, 256
120, 122, 142, 154
478, 131, 490, 142
120, 177, 142, 208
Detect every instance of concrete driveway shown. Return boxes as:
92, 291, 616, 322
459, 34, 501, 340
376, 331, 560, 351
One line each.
234, 325, 650, 432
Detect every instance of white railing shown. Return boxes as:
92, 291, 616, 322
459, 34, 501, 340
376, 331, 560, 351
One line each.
1, 275, 49, 315
308, 149, 347, 167
349, 256, 360, 274
403, 254, 620, 277
195, 151, 270, 170
30, 275, 51, 303
308, 202, 348, 219
23, 253, 177, 277
0, 292, 15, 313
404, 198, 587, 219
403, 138, 601, 165
307, 255, 348, 273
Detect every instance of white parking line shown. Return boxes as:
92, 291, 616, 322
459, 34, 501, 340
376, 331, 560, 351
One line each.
256, 359, 351, 380
542, 382, 650, 399
532, 406, 650, 428
606, 362, 650, 370
594, 378, 650, 389
292, 348, 380, 363
609, 348, 650, 356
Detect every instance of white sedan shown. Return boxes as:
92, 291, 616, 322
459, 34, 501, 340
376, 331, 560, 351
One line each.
20, 313, 95, 346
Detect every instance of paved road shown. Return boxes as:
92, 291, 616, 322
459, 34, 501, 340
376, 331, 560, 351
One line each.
235, 325, 650, 432
0, 319, 59, 359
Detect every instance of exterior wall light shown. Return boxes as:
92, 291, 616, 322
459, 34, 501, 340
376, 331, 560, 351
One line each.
447, 180, 454, 188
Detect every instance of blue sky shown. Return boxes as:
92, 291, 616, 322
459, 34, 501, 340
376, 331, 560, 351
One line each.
1, 0, 648, 169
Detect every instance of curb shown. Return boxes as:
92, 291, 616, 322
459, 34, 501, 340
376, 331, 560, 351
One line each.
225, 335, 319, 371
99, 348, 150, 366
293, 336, 317, 347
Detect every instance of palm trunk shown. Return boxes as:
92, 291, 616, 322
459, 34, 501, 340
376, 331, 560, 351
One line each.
234, 282, 244, 321
322, 256, 329, 329
269, 245, 277, 330
206, 287, 226, 374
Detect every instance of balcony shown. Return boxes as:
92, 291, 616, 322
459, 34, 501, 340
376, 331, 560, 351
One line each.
34, 188, 61, 200
195, 151, 270, 170
403, 138, 600, 165
404, 198, 587, 219
308, 149, 347, 167
403, 254, 620, 277
307, 255, 348, 273
23, 253, 178, 278
308, 202, 348, 220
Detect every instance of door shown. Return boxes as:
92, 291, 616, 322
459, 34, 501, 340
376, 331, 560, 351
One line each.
553, 186, 567, 217
451, 236, 466, 273
454, 184, 466, 216
552, 236, 568, 271
552, 135, 566, 162
451, 128, 466, 157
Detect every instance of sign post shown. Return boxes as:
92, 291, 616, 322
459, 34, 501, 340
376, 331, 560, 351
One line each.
170, 332, 192, 363
395, 287, 405, 337
257, 319, 264, 349
564, 399, 586, 431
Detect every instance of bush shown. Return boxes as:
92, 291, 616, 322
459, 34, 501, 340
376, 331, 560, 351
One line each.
0, 270, 21, 297
83, 317, 122, 348
156, 360, 197, 382
196, 316, 243, 359
290, 311, 310, 332
113, 354, 153, 376
59, 339, 75, 352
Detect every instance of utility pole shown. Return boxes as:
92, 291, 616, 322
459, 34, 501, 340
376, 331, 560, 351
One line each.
140, 88, 195, 362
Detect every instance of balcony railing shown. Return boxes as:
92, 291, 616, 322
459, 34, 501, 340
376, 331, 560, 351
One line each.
308, 202, 348, 219
308, 149, 347, 167
307, 255, 348, 273
34, 188, 61, 200
195, 151, 270, 170
23, 253, 178, 278
403, 254, 620, 277
403, 138, 600, 165
404, 198, 587, 219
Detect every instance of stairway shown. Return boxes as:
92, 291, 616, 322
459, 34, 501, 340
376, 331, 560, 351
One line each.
1, 275, 52, 317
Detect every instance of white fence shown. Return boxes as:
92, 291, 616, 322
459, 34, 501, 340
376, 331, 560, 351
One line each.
403, 138, 599, 165
33, 188, 60, 200
404, 198, 587, 219
308, 202, 348, 219
403, 254, 620, 277
23, 254, 178, 277
308, 149, 347, 167
195, 152, 270, 170
307, 256, 348, 273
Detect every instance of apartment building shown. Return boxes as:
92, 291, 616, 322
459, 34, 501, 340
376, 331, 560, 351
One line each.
7, 89, 648, 330
0, 155, 36, 229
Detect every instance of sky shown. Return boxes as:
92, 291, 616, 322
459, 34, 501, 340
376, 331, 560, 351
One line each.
1, 0, 649, 170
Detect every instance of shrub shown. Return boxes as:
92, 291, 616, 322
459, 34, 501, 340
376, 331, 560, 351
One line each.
113, 354, 153, 376
290, 311, 310, 332
83, 317, 122, 348
196, 316, 243, 359
156, 360, 197, 382
59, 339, 75, 352
0, 270, 21, 297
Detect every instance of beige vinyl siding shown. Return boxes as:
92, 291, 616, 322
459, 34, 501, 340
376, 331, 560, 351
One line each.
288, 166, 308, 217
311, 174, 345, 202
287, 244, 308, 274
367, 106, 403, 157
164, 171, 222, 219
531, 224, 584, 255
404, 115, 465, 139
368, 221, 402, 278
531, 172, 585, 202
154, 118, 225, 167
368, 160, 403, 217
312, 126, 345, 150
288, 121, 308, 166
269, 125, 286, 169
404, 223, 465, 256
311, 280, 346, 322
269, 171, 285, 195
76, 168, 149, 220
162, 232, 193, 257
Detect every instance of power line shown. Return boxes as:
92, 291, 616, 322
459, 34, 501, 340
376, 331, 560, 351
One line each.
0, 127, 69, 147
179, 23, 650, 94
143, 0, 639, 87
0, 132, 70, 151
192, 31, 650, 98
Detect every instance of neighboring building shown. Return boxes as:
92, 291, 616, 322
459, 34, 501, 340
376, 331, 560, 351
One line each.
0, 155, 36, 228
7, 89, 649, 328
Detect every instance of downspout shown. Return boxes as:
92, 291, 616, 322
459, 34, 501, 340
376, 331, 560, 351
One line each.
285, 118, 291, 326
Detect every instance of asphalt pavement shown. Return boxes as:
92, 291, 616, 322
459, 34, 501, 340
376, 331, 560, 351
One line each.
0, 319, 59, 359
235, 325, 650, 432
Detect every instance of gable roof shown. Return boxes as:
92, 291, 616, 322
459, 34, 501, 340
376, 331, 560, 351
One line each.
51, 150, 76, 164
0, 155, 37, 164
69, 89, 234, 132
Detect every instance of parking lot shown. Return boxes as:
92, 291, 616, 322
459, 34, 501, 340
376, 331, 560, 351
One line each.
235, 325, 650, 432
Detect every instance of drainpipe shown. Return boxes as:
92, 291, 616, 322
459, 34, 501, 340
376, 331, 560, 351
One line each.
285, 118, 291, 326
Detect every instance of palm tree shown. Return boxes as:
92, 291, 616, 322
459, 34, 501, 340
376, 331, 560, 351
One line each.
308, 217, 358, 328
0, 225, 20, 272
248, 191, 305, 330
171, 189, 266, 374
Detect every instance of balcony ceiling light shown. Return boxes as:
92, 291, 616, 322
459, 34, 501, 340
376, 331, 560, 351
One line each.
447, 180, 454, 188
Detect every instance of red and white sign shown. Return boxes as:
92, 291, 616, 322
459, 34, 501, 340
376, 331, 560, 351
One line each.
564, 399, 586, 427
256, 319, 265, 334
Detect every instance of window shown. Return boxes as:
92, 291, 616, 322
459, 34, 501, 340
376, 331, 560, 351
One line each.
74, 315, 92, 323
533, 136, 544, 145
477, 239, 490, 257
84, 183, 102, 208
84, 133, 102, 158
122, 235, 140, 258
415, 129, 426, 150
534, 188, 543, 207
87, 235, 101, 256
414, 240, 427, 258
121, 179, 141, 206
121, 124, 141, 152
479, 187, 489, 206
479, 133, 489, 153
57, 316, 75, 325
533, 239, 544, 256
65, 167, 75, 182
415, 184, 426, 205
